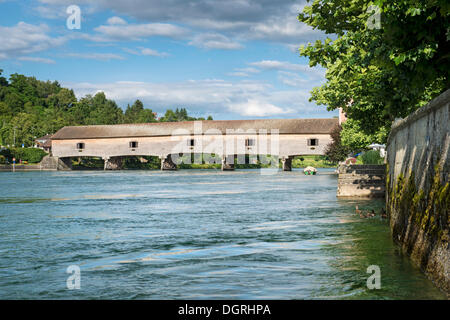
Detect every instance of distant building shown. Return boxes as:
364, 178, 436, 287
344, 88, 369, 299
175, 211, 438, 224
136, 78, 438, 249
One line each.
338, 107, 347, 126
35, 134, 53, 153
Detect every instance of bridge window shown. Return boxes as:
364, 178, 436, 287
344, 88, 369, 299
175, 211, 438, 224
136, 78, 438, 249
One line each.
187, 139, 195, 147
129, 141, 138, 148
245, 138, 255, 147
76, 142, 85, 150
308, 138, 319, 146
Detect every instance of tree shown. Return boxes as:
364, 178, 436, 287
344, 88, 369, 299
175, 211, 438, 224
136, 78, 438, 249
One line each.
324, 125, 351, 162
0, 69, 8, 87
47, 88, 77, 112
124, 100, 156, 123
160, 109, 177, 122
298, 0, 450, 140
86, 92, 123, 125
341, 118, 388, 151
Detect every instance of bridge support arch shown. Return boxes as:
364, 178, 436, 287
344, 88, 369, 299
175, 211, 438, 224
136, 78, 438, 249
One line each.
57, 157, 73, 170
103, 156, 124, 170
161, 154, 177, 171
281, 156, 293, 171
221, 155, 235, 171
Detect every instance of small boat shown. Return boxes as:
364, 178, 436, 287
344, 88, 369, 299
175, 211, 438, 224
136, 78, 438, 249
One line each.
303, 166, 317, 175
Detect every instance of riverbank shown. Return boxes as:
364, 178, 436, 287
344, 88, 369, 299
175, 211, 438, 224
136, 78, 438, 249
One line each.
0, 164, 56, 171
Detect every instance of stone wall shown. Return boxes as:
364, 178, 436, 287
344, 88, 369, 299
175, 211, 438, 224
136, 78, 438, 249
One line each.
386, 89, 449, 294
0, 164, 44, 171
0, 155, 59, 171
337, 164, 385, 198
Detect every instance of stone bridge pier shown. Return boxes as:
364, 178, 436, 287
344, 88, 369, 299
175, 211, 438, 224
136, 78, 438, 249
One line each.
281, 156, 293, 171
103, 156, 123, 170
221, 155, 235, 171
161, 155, 177, 170
57, 157, 73, 170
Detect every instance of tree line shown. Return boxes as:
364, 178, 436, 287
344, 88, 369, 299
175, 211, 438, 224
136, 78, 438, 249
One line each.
0, 70, 212, 147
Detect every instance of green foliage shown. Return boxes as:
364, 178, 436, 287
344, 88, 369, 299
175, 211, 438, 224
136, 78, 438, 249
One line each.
0, 155, 6, 164
0, 147, 47, 163
292, 155, 336, 168
72, 157, 104, 169
159, 108, 208, 122
124, 100, 156, 124
123, 156, 160, 169
341, 118, 388, 151
361, 150, 383, 165
298, 0, 450, 137
0, 70, 212, 147
324, 125, 351, 163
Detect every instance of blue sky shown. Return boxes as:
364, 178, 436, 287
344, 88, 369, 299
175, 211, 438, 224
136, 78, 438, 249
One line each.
0, 0, 335, 120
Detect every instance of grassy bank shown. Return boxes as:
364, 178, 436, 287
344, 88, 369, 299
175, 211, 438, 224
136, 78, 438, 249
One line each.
291, 156, 336, 168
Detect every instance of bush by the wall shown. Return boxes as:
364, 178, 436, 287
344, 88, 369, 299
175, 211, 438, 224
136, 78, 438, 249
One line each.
0, 155, 6, 164
0, 148, 47, 163
361, 150, 383, 165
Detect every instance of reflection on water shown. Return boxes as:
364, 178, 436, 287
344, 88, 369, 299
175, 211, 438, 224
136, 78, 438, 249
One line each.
0, 169, 446, 299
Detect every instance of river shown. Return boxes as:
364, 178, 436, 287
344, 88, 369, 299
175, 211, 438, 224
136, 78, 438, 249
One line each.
0, 169, 446, 299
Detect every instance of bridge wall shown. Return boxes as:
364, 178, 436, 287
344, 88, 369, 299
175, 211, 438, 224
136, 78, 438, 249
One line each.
386, 89, 449, 294
52, 133, 332, 159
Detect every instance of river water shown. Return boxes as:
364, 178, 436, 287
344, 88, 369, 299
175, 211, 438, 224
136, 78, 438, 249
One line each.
0, 169, 446, 299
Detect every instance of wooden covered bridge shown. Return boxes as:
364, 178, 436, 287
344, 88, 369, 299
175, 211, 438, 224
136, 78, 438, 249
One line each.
50, 118, 338, 171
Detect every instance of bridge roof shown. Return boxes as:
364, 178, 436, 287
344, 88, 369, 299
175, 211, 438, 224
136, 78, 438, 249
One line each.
51, 118, 338, 140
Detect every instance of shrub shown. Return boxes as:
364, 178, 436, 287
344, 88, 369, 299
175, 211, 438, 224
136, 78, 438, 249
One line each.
0, 148, 13, 160
361, 150, 383, 165
324, 125, 351, 163
0, 155, 6, 164
0, 148, 47, 163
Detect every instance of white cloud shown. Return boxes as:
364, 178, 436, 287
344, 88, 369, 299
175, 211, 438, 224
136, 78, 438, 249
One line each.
107, 16, 127, 25
277, 71, 309, 87
65, 52, 125, 60
0, 22, 66, 59
227, 72, 251, 77
189, 33, 243, 50
249, 60, 325, 80
141, 48, 168, 57
35, 6, 67, 19
35, 0, 328, 46
250, 60, 304, 71
123, 47, 169, 57
287, 44, 301, 53
18, 56, 56, 64
228, 99, 292, 117
64, 78, 328, 118
94, 22, 188, 41
227, 67, 261, 77
244, 4, 326, 44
